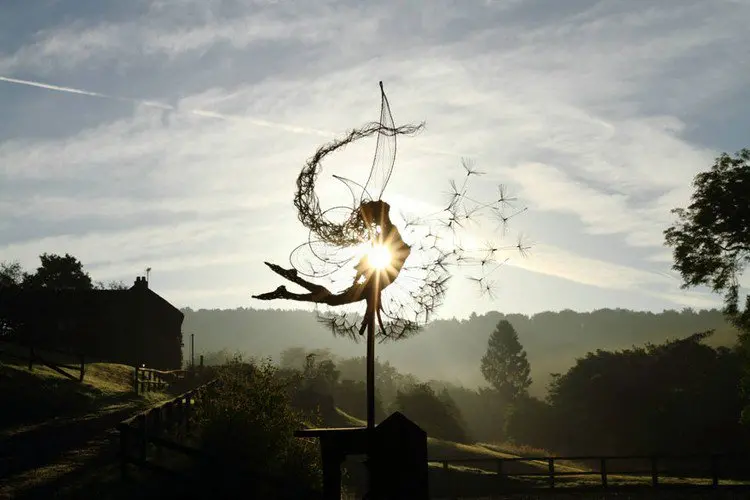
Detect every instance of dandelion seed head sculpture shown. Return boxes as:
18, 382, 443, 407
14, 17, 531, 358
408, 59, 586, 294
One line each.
252, 82, 529, 343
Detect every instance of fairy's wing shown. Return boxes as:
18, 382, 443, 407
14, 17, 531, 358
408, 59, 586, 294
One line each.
332, 174, 372, 210
361, 82, 398, 203
289, 237, 361, 280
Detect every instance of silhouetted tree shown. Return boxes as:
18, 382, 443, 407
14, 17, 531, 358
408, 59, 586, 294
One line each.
481, 320, 532, 401
201, 348, 235, 367
504, 395, 553, 449
336, 355, 418, 408
22, 253, 93, 290
280, 347, 335, 371
394, 383, 468, 443
334, 379, 386, 422
302, 354, 340, 395
93, 279, 129, 290
0, 261, 23, 288
426, 381, 505, 442
546, 331, 744, 456
0, 261, 26, 338
664, 149, 750, 332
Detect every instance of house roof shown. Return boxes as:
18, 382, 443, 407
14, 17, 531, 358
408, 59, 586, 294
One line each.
0, 276, 183, 323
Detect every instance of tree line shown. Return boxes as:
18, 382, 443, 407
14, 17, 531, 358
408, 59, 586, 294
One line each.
256, 316, 746, 458
0, 253, 128, 291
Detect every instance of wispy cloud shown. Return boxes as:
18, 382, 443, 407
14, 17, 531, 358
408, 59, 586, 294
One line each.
1, 0, 748, 316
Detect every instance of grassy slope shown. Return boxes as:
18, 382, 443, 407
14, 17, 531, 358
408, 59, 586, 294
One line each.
333, 408, 750, 493
0, 360, 166, 435
0, 359, 171, 500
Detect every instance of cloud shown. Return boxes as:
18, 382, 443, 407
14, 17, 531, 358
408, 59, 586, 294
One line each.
1, 0, 748, 316
509, 243, 671, 291
0, 5, 359, 74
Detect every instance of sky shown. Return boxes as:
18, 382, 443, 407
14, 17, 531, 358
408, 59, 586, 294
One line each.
1, 0, 749, 320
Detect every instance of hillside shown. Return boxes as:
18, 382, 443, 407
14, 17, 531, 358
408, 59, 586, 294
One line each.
0, 360, 151, 434
182, 307, 742, 394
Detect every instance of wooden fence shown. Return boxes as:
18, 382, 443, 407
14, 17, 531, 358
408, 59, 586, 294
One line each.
0, 339, 85, 382
432, 453, 750, 496
133, 365, 188, 394
117, 378, 218, 478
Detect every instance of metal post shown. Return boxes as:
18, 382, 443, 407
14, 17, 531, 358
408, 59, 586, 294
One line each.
365, 286, 378, 500
191, 333, 195, 371
366, 318, 375, 430
366, 291, 377, 430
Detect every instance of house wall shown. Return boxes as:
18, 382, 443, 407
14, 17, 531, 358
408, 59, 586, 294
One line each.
0, 286, 183, 370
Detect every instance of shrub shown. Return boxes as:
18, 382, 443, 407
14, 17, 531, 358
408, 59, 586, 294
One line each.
192, 356, 322, 498
394, 383, 469, 443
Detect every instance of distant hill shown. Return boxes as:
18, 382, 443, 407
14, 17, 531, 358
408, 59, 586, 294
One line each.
181, 307, 742, 396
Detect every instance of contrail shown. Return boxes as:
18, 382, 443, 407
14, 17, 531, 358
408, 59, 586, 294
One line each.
0, 75, 330, 137
0, 75, 463, 156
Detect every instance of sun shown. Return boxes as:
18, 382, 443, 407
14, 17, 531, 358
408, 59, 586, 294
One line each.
367, 244, 392, 270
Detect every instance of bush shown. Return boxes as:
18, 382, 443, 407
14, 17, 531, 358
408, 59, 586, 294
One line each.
334, 379, 386, 422
503, 395, 553, 449
394, 383, 469, 443
191, 357, 322, 498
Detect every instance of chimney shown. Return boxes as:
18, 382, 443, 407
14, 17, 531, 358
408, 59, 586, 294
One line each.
133, 276, 149, 289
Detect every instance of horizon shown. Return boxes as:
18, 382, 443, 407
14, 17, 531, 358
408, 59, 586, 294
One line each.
2, 1, 749, 320
178, 302, 730, 321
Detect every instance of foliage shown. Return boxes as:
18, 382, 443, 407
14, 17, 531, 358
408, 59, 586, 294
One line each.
279, 346, 335, 371
394, 383, 469, 443
21, 253, 93, 290
93, 279, 129, 290
0, 261, 24, 288
302, 354, 340, 395
336, 355, 418, 408
334, 379, 386, 422
503, 395, 553, 449
193, 356, 322, 498
664, 149, 750, 332
481, 320, 532, 401
545, 331, 745, 456
199, 348, 237, 367
180, 307, 743, 397
427, 381, 504, 442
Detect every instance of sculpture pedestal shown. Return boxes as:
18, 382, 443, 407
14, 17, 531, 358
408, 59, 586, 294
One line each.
295, 412, 428, 500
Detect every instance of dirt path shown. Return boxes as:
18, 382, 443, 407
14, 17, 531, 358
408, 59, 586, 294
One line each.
0, 401, 149, 499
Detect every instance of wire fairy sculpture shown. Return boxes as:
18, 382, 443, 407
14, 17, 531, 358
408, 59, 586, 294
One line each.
252, 81, 529, 342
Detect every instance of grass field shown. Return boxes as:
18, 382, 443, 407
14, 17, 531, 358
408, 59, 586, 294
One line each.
0, 358, 166, 434
0, 358, 172, 500
332, 408, 750, 497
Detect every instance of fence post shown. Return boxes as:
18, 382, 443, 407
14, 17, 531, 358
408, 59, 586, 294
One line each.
600, 458, 607, 488
134, 366, 139, 394
711, 454, 719, 488
153, 408, 163, 459
548, 457, 555, 489
120, 425, 130, 480
651, 456, 659, 487
442, 461, 456, 500
184, 393, 192, 434
79, 354, 85, 382
137, 414, 148, 464
28, 346, 34, 370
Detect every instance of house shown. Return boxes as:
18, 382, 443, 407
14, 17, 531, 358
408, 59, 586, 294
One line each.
0, 276, 183, 370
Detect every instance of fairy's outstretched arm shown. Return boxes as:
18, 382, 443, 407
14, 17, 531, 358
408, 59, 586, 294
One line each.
252, 261, 368, 305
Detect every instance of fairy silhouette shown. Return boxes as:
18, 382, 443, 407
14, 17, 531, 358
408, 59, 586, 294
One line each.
253, 82, 529, 341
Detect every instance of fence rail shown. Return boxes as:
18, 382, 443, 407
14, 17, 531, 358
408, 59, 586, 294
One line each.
430, 452, 750, 495
133, 365, 188, 394
117, 378, 217, 478
0, 339, 85, 381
